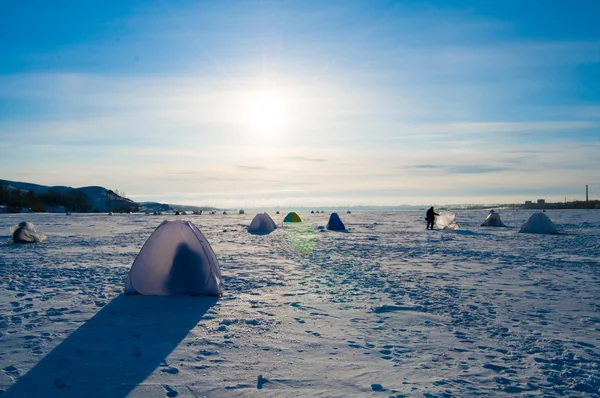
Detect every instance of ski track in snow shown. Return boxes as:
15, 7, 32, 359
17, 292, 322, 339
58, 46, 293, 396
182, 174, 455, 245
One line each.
0, 210, 599, 397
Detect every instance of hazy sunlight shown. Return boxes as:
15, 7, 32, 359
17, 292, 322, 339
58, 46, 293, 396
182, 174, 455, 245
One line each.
246, 89, 287, 138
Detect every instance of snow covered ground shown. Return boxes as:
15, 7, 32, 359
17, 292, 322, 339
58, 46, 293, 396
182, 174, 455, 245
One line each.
1, 210, 599, 397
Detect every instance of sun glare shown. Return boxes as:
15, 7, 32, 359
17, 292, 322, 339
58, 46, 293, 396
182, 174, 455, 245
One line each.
246, 90, 287, 137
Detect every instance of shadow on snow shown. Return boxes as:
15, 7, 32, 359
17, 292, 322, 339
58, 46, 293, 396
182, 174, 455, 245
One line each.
5, 294, 218, 397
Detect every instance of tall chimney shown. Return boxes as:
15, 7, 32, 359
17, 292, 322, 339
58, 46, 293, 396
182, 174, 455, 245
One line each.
586, 185, 589, 202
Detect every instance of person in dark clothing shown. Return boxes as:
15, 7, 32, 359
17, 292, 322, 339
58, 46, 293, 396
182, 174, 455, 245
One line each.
425, 206, 439, 229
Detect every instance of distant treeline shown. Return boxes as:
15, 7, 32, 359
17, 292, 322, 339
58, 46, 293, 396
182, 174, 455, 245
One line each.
0, 183, 91, 212
0, 183, 138, 213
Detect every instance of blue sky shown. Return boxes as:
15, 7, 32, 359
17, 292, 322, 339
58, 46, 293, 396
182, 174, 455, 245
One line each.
1, 0, 599, 207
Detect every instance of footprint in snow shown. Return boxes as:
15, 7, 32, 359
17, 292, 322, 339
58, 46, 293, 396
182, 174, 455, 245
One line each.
347, 341, 362, 348
161, 367, 179, 375
3, 365, 20, 379
225, 383, 252, 390
162, 384, 178, 397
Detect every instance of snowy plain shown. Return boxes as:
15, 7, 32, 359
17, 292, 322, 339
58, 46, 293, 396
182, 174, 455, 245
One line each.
1, 210, 599, 397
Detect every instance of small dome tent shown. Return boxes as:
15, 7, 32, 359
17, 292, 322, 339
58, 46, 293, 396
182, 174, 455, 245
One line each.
125, 221, 222, 296
10, 222, 46, 243
481, 211, 506, 227
326, 213, 346, 231
283, 212, 302, 222
519, 213, 558, 234
248, 213, 277, 235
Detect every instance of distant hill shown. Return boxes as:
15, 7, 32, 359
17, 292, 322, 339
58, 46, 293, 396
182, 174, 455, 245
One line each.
1, 179, 136, 213
136, 202, 218, 213
0, 178, 219, 214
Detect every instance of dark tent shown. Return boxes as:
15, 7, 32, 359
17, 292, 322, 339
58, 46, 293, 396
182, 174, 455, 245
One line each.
326, 212, 346, 231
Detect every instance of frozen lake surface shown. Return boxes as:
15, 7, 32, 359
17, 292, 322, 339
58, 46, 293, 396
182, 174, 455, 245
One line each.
1, 210, 599, 397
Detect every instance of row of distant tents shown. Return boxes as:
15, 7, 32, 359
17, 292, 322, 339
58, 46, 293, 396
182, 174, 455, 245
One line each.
9, 211, 558, 297
124, 211, 557, 296
117, 210, 344, 216
481, 211, 558, 234
127, 212, 347, 296
124, 211, 560, 296
9, 211, 557, 245
7, 212, 344, 297
249, 211, 346, 233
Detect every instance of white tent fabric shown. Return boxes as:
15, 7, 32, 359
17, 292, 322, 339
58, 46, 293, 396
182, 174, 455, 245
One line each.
125, 221, 222, 296
519, 213, 558, 234
435, 212, 459, 230
248, 213, 277, 235
481, 212, 506, 227
10, 222, 46, 243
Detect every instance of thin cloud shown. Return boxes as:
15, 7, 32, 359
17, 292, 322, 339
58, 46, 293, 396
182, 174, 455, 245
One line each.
288, 156, 327, 163
236, 165, 268, 171
404, 164, 509, 174
407, 164, 442, 169
445, 165, 509, 174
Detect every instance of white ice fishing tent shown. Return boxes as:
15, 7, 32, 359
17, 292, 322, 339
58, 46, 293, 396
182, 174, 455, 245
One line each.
481, 211, 506, 227
10, 222, 46, 243
435, 212, 459, 230
248, 213, 277, 235
519, 213, 558, 234
125, 221, 223, 296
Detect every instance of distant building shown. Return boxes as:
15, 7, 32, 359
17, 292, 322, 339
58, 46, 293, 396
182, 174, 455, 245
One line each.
537, 199, 545, 206
525, 200, 532, 205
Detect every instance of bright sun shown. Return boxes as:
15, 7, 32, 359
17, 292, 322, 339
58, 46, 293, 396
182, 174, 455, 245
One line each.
246, 90, 286, 137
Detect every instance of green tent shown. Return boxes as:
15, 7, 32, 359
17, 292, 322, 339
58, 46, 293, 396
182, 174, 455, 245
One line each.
283, 212, 302, 222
